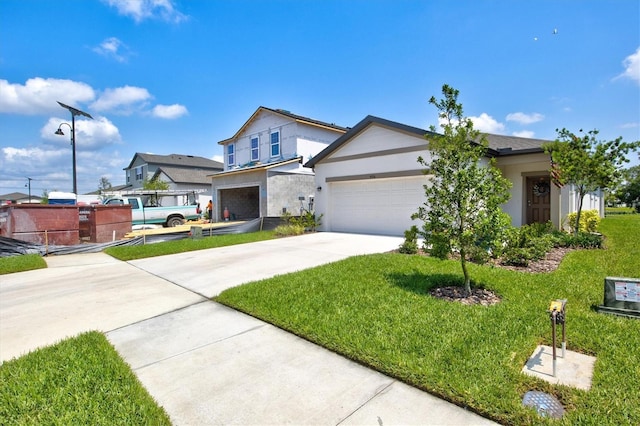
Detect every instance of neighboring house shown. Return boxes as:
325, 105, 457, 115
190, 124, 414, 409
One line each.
210, 106, 347, 221
0, 192, 42, 205
123, 153, 223, 192
305, 115, 603, 236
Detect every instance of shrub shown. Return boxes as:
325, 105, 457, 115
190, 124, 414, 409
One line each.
398, 226, 419, 254
281, 211, 323, 232
566, 209, 601, 233
558, 231, 604, 249
501, 223, 555, 266
274, 224, 305, 236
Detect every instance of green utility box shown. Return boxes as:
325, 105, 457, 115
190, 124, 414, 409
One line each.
597, 277, 640, 318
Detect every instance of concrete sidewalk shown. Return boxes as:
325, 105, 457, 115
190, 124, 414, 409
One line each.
1, 232, 497, 425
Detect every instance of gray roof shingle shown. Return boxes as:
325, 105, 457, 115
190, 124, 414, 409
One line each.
126, 153, 223, 170
153, 166, 215, 185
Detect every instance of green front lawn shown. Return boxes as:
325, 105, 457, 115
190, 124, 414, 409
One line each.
216, 216, 640, 425
0, 254, 46, 275
104, 230, 276, 260
0, 332, 170, 425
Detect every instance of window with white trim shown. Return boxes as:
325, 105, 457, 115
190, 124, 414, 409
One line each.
270, 131, 280, 157
250, 136, 259, 161
135, 166, 143, 180
227, 143, 235, 166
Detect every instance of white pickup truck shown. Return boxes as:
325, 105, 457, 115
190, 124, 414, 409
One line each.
104, 196, 201, 227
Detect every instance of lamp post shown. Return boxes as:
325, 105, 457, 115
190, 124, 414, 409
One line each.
54, 101, 93, 194
25, 177, 33, 203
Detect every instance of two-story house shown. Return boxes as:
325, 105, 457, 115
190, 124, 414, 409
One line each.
124, 153, 223, 193
210, 107, 347, 221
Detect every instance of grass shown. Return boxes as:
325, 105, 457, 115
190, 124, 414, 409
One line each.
605, 206, 636, 215
0, 231, 278, 272
105, 230, 277, 260
0, 254, 46, 275
0, 331, 170, 425
216, 215, 640, 425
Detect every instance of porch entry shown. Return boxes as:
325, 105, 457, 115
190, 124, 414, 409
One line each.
526, 176, 551, 224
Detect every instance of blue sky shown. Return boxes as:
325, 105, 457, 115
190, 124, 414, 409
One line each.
1, 0, 638, 195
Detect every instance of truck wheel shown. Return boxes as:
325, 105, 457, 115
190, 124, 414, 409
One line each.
167, 217, 184, 227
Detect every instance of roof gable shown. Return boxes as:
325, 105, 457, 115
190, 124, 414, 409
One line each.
218, 106, 348, 145
305, 116, 437, 168
153, 166, 216, 185
305, 115, 549, 168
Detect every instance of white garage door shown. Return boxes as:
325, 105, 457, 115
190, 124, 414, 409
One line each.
328, 176, 427, 236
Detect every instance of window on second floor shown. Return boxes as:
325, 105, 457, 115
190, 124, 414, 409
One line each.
270, 131, 280, 158
228, 143, 235, 166
250, 136, 259, 161
135, 166, 143, 180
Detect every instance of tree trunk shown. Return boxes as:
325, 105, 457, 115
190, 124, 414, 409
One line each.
460, 248, 471, 296
574, 189, 585, 237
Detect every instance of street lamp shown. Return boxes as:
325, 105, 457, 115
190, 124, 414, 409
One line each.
54, 101, 93, 195
25, 177, 33, 203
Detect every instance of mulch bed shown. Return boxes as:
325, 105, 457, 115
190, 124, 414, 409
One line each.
393, 247, 575, 306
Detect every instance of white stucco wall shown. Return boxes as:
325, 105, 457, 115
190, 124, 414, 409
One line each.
222, 110, 343, 173
312, 125, 430, 233
312, 123, 605, 235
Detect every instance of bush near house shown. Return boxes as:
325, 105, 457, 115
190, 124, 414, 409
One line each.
567, 209, 601, 233
278, 211, 323, 235
402, 219, 605, 267
398, 225, 419, 254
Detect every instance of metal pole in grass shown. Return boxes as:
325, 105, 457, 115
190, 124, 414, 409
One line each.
551, 310, 557, 377
548, 299, 567, 377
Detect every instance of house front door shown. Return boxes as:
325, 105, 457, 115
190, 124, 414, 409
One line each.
526, 176, 551, 224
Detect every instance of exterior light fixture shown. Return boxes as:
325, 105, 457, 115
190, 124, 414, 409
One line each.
54, 101, 93, 194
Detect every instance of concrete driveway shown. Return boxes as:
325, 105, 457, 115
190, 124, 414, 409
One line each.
1, 232, 496, 425
128, 232, 406, 297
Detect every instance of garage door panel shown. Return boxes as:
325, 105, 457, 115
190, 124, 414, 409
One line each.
329, 177, 427, 236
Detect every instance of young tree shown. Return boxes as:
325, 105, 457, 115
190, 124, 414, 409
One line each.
142, 177, 170, 191
142, 177, 170, 206
98, 176, 112, 192
615, 165, 640, 212
98, 176, 112, 200
413, 85, 512, 295
40, 189, 49, 204
543, 129, 639, 235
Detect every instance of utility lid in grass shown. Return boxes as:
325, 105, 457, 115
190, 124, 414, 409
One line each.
522, 391, 565, 419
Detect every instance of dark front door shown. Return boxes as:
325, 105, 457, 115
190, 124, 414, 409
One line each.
526, 176, 551, 224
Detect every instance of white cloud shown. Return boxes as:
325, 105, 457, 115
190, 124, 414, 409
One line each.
1, 144, 128, 194
93, 37, 131, 62
91, 86, 152, 113
0, 78, 95, 115
103, 0, 188, 23
152, 104, 188, 119
615, 46, 640, 84
41, 116, 122, 150
620, 122, 639, 129
469, 113, 505, 134
506, 112, 544, 125
513, 130, 535, 138
212, 155, 223, 163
